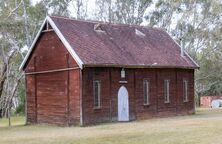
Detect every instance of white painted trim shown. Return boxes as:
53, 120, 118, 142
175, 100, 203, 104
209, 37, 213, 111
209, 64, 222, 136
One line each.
119, 81, 128, 84
184, 51, 200, 68
143, 79, 150, 105
42, 29, 54, 33
183, 80, 189, 102
19, 16, 84, 71
79, 69, 83, 126
93, 80, 101, 109
47, 16, 83, 69
164, 31, 200, 68
164, 80, 170, 103
19, 18, 47, 71
135, 29, 145, 37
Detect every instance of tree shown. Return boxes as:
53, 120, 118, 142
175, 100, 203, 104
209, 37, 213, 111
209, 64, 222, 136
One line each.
42, 0, 71, 16
94, 0, 152, 24
147, 0, 222, 103
0, 0, 47, 125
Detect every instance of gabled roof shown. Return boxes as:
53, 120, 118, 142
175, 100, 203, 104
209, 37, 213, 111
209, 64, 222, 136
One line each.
20, 16, 199, 70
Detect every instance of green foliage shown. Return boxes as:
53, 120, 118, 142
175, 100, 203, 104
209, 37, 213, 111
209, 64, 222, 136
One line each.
95, 0, 152, 24
146, 0, 222, 97
15, 80, 25, 115
42, 0, 71, 16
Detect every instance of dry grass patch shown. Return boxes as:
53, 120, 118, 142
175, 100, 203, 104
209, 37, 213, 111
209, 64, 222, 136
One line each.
1, 108, 222, 144
0, 116, 25, 127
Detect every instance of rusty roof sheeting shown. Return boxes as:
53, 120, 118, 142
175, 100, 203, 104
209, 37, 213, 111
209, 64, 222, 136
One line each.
50, 16, 199, 69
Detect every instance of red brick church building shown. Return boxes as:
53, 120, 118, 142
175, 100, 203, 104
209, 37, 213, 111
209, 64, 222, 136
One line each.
20, 16, 199, 126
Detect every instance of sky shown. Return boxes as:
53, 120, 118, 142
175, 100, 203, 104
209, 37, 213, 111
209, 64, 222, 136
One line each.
31, 0, 96, 18
31, 0, 41, 5
68, 0, 96, 18
31, 0, 154, 26
30, 0, 181, 28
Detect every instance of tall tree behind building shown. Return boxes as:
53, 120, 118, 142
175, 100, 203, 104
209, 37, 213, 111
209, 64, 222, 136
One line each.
0, 0, 47, 120
147, 0, 222, 97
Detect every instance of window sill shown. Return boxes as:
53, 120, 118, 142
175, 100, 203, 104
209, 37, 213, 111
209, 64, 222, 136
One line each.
183, 100, 189, 103
93, 107, 101, 110
143, 103, 150, 106
164, 101, 170, 104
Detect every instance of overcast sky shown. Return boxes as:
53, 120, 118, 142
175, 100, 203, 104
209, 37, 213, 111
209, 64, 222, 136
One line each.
31, 0, 155, 26
31, 0, 96, 18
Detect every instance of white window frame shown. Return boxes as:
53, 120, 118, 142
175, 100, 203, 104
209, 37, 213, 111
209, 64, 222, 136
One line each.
93, 80, 101, 109
164, 80, 170, 103
143, 80, 150, 105
183, 80, 188, 102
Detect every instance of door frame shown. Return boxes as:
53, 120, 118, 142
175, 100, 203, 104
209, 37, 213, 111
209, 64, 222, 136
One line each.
117, 86, 129, 121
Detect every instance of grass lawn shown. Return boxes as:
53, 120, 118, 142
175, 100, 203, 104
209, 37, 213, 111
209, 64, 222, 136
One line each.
1, 108, 222, 144
0, 116, 25, 127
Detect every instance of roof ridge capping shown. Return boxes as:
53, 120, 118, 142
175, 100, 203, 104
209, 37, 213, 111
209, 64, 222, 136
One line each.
49, 15, 165, 31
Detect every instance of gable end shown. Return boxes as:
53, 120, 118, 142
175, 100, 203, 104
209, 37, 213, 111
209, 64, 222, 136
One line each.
19, 16, 83, 70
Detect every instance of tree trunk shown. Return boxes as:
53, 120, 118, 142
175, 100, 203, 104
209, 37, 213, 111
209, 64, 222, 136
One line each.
0, 64, 7, 99
22, 0, 31, 47
5, 73, 23, 125
0, 64, 7, 118
8, 107, 11, 127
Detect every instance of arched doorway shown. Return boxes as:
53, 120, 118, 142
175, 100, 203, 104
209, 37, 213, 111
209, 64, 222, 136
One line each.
118, 86, 129, 121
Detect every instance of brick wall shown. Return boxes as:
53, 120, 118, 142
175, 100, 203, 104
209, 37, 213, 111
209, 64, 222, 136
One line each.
25, 31, 80, 126
82, 67, 195, 125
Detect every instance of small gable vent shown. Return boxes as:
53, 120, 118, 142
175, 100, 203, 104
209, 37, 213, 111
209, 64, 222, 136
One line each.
94, 23, 105, 33
135, 29, 145, 37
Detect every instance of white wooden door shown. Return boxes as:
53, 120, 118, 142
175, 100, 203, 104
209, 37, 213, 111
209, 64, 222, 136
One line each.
118, 86, 129, 121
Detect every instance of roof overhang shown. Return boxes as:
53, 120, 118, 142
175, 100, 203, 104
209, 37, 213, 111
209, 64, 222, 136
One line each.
19, 16, 83, 71
164, 31, 200, 69
83, 64, 199, 69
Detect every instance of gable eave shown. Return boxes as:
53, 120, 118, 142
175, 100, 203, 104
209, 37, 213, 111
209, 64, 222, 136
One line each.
164, 31, 200, 68
19, 17, 47, 71
47, 16, 83, 69
19, 16, 83, 71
